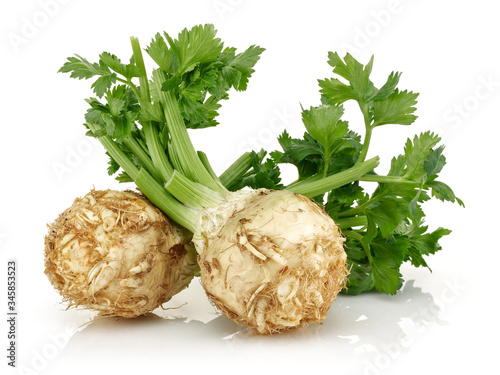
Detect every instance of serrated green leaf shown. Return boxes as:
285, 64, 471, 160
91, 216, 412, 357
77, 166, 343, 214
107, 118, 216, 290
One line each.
140, 101, 166, 123
220, 45, 265, 91
276, 132, 324, 179
365, 198, 409, 237
327, 52, 375, 101
301, 105, 348, 154
407, 226, 452, 268
373, 89, 419, 126
373, 71, 401, 101
318, 78, 358, 105
101, 115, 115, 137
58, 54, 110, 79
404, 131, 441, 181
99, 52, 142, 79
146, 33, 177, 74
427, 180, 464, 206
167, 24, 223, 74
388, 155, 406, 177
283, 141, 323, 163
319, 52, 377, 105
91, 73, 117, 97
116, 171, 133, 183
424, 145, 446, 177
185, 95, 222, 129
84, 108, 105, 126
111, 114, 133, 142
370, 237, 407, 294
106, 152, 121, 176
161, 75, 181, 92
408, 189, 422, 219
107, 96, 126, 117
414, 227, 452, 256
229, 151, 283, 191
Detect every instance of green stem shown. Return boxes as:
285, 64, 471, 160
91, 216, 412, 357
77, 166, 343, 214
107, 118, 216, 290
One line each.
219, 151, 259, 189
168, 138, 183, 172
357, 125, 372, 165
165, 171, 224, 208
130, 37, 150, 102
123, 135, 163, 183
286, 174, 321, 191
197, 151, 227, 192
136, 169, 199, 233
116, 77, 141, 100
343, 229, 373, 263
356, 101, 373, 165
152, 69, 223, 194
323, 149, 331, 179
338, 196, 380, 218
142, 121, 174, 182
87, 123, 139, 180
288, 156, 379, 197
335, 215, 368, 229
129, 37, 175, 184
341, 229, 364, 242
359, 175, 416, 184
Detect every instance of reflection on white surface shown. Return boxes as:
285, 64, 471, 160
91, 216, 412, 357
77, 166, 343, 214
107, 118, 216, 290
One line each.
35, 278, 455, 375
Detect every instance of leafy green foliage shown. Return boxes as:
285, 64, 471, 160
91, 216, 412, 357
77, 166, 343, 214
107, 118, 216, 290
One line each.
81, 85, 149, 183
319, 52, 419, 131
319, 52, 375, 104
145, 26, 264, 129
302, 105, 346, 146
373, 89, 418, 126
59, 53, 141, 98
229, 53, 463, 295
84, 85, 140, 142
219, 45, 265, 92
270, 128, 362, 181
166, 24, 224, 75
301, 104, 350, 176
59, 24, 264, 182
226, 151, 283, 191
271, 131, 323, 179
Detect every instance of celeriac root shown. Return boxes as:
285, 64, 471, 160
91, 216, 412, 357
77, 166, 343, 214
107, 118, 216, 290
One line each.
196, 189, 348, 334
44, 189, 198, 318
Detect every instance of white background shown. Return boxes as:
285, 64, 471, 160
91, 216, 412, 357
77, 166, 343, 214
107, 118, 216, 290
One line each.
1, 0, 499, 374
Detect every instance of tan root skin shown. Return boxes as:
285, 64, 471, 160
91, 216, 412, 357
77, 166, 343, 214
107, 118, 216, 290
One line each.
44, 189, 198, 318
197, 189, 348, 334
